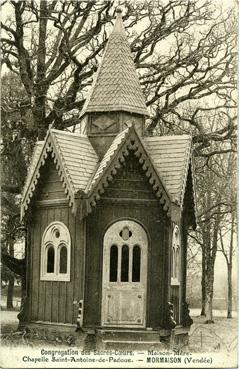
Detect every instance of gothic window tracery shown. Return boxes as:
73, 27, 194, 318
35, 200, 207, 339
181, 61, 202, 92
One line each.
108, 224, 143, 283
41, 221, 71, 281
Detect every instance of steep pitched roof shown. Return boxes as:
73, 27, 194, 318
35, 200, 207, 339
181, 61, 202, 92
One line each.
144, 135, 193, 206
80, 10, 148, 117
21, 128, 196, 221
21, 129, 98, 218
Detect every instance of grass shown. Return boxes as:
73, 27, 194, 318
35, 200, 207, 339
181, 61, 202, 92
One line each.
188, 314, 237, 353
1, 310, 237, 354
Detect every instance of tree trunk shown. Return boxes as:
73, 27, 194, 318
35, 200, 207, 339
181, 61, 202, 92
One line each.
7, 238, 15, 309
201, 246, 206, 316
227, 263, 232, 318
204, 263, 214, 323
34, 1, 48, 140
227, 210, 235, 319
7, 276, 14, 309
204, 204, 220, 324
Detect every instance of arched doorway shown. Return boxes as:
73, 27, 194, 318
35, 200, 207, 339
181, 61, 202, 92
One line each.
102, 220, 148, 327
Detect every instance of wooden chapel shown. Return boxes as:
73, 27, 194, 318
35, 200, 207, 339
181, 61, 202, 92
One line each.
20, 9, 196, 346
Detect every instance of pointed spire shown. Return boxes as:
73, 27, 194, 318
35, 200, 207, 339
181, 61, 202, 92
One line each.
112, 8, 125, 35
80, 8, 148, 117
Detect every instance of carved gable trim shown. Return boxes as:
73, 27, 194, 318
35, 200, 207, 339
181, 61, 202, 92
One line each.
83, 126, 172, 217
21, 131, 75, 219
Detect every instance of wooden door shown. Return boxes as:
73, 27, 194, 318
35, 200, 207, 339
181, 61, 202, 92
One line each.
102, 220, 148, 327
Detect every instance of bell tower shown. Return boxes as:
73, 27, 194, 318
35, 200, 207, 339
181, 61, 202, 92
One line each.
79, 9, 149, 158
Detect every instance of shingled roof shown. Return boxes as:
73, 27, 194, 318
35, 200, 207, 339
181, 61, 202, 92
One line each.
21, 127, 195, 220
144, 135, 193, 205
80, 9, 148, 117
21, 129, 98, 218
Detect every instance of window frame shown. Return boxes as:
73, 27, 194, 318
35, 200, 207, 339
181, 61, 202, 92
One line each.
40, 221, 71, 282
108, 243, 142, 284
46, 243, 55, 274
171, 225, 181, 286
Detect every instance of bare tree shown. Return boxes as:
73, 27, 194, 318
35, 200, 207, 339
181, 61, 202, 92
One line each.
218, 152, 236, 318
1, 1, 236, 303
1, 1, 236, 147
219, 216, 236, 318
192, 141, 236, 322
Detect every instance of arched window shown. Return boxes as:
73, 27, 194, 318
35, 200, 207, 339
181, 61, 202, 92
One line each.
59, 245, 67, 274
132, 245, 141, 282
47, 246, 55, 273
41, 221, 71, 281
171, 225, 180, 285
121, 245, 129, 282
109, 245, 118, 282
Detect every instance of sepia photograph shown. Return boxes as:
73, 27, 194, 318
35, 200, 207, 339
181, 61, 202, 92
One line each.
1, 0, 237, 368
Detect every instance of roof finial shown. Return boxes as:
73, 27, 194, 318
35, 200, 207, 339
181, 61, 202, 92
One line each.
112, 7, 125, 34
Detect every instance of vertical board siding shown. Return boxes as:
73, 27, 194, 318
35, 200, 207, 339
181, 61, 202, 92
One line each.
38, 209, 48, 321
29, 225, 34, 320
31, 211, 41, 320
29, 205, 84, 324
148, 215, 165, 327
26, 225, 32, 321
66, 207, 74, 323
84, 212, 102, 326
84, 202, 167, 328
73, 218, 85, 322
84, 153, 169, 328
28, 158, 85, 325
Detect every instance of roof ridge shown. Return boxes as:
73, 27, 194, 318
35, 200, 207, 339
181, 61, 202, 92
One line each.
178, 139, 193, 206
50, 131, 77, 195
144, 134, 192, 141
50, 128, 88, 138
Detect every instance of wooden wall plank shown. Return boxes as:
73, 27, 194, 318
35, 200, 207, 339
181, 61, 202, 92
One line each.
29, 224, 34, 320
26, 223, 32, 321
58, 282, 67, 323
72, 216, 83, 323
38, 209, 48, 321
147, 209, 163, 328
31, 211, 41, 321
84, 209, 102, 326
36, 159, 67, 201
66, 208, 74, 323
